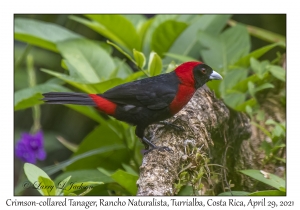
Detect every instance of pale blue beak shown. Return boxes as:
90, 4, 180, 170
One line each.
209, 71, 223, 80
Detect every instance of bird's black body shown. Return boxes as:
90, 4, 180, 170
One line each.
102, 72, 179, 122
102, 72, 180, 110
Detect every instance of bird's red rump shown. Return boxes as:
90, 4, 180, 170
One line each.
89, 94, 117, 115
169, 84, 195, 115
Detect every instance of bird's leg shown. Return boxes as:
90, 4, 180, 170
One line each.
136, 125, 172, 154
157, 121, 184, 132
142, 137, 173, 154
141, 137, 156, 149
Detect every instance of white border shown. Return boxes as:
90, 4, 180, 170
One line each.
2, 0, 299, 209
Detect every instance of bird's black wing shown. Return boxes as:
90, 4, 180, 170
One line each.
101, 72, 180, 110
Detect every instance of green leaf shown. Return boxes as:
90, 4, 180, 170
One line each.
97, 41, 113, 55
255, 83, 274, 93
89, 78, 124, 93
14, 92, 41, 110
223, 92, 246, 109
249, 190, 285, 196
234, 43, 279, 67
112, 58, 133, 79
228, 20, 286, 45
218, 191, 251, 196
177, 185, 194, 195
240, 170, 285, 190
87, 14, 141, 50
67, 193, 77, 196
24, 163, 52, 195
110, 170, 138, 195
41, 69, 96, 93
261, 140, 272, 156
199, 15, 232, 35
71, 15, 140, 52
56, 39, 116, 83
14, 83, 70, 111
176, 14, 202, 24
38, 176, 56, 196
45, 78, 66, 85
133, 49, 146, 69
250, 57, 261, 75
220, 68, 248, 96
14, 18, 81, 52
245, 105, 253, 116
199, 24, 250, 73
97, 167, 115, 177
121, 163, 138, 176
248, 81, 255, 97
165, 61, 177, 73
107, 41, 147, 77
164, 15, 231, 64
250, 58, 269, 79
55, 175, 71, 195
251, 122, 272, 138
65, 105, 105, 124
106, 40, 132, 60
279, 187, 286, 192
265, 119, 278, 125
256, 111, 269, 123
206, 79, 222, 98
266, 120, 286, 134
24, 163, 51, 181
61, 59, 68, 70
137, 18, 154, 51
151, 20, 187, 57
66, 124, 130, 171
271, 144, 286, 154
235, 98, 257, 112
164, 53, 199, 63
43, 144, 126, 175
148, 52, 162, 76
268, 65, 286, 82
54, 170, 113, 185
63, 181, 103, 195
123, 71, 145, 83
232, 74, 263, 93
143, 15, 179, 56
123, 14, 147, 29
54, 170, 112, 196
274, 156, 286, 163
61, 59, 79, 78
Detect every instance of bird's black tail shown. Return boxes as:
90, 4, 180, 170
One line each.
42, 92, 96, 106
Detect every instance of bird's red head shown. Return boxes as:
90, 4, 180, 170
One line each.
174, 61, 222, 89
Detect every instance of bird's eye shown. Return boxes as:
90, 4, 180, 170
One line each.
201, 68, 206, 74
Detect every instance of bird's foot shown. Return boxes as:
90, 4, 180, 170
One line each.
157, 121, 184, 132
156, 146, 173, 152
141, 137, 173, 155
142, 146, 173, 155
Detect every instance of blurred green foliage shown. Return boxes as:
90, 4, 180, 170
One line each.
219, 169, 286, 196
14, 14, 286, 195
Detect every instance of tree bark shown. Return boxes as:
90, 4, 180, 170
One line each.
136, 85, 251, 195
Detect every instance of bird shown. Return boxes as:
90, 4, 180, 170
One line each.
42, 61, 222, 152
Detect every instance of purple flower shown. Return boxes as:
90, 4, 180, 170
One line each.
15, 131, 46, 163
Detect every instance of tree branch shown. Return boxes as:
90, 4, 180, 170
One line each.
136, 85, 244, 195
